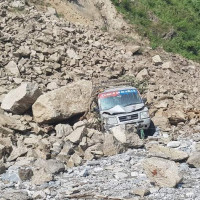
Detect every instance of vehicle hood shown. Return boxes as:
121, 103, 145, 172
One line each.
101, 103, 144, 115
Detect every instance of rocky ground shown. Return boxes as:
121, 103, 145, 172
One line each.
1, 0, 200, 199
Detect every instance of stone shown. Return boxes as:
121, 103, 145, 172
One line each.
126, 45, 141, 55
47, 7, 57, 15
34, 159, 65, 174
18, 167, 33, 181
148, 144, 189, 161
187, 152, 200, 168
31, 168, 53, 185
68, 153, 82, 167
47, 82, 58, 90
67, 49, 81, 60
131, 187, 150, 197
136, 68, 149, 81
0, 161, 6, 174
168, 109, 186, 125
5, 61, 20, 77
7, 145, 28, 162
152, 55, 163, 65
10, 0, 25, 10
114, 172, 128, 179
0, 144, 5, 159
111, 125, 144, 148
152, 115, 170, 130
0, 191, 29, 200
32, 80, 92, 123
162, 61, 175, 71
167, 141, 181, 148
1, 82, 41, 114
143, 157, 182, 187
0, 114, 27, 131
55, 124, 73, 138
66, 126, 86, 144
103, 133, 125, 156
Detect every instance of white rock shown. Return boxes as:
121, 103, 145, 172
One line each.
55, 124, 73, 138
136, 69, 149, 81
5, 61, 20, 77
1, 82, 41, 114
167, 141, 181, 148
152, 55, 163, 65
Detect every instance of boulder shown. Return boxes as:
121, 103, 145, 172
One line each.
34, 159, 65, 174
55, 124, 73, 138
148, 144, 189, 161
143, 157, 182, 187
167, 109, 186, 125
32, 80, 92, 123
31, 168, 53, 185
110, 125, 144, 148
7, 145, 28, 162
152, 115, 170, 130
4, 61, 20, 77
187, 152, 200, 168
1, 82, 41, 114
66, 126, 86, 144
0, 114, 26, 132
167, 141, 181, 148
136, 68, 149, 81
18, 167, 33, 181
103, 132, 125, 156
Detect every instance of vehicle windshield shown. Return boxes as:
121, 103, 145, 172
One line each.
99, 89, 142, 111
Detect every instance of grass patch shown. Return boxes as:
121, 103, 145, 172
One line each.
111, 0, 200, 62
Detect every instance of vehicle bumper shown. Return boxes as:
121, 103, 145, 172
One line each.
105, 117, 151, 130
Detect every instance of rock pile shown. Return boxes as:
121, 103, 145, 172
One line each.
0, 0, 200, 199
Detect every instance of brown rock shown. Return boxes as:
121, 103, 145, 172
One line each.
187, 152, 200, 168
32, 80, 92, 123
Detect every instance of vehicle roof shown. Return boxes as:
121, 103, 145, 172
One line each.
101, 86, 137, 93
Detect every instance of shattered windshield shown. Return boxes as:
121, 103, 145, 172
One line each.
99, 89, 142, 111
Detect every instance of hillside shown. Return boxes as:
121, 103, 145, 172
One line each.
1, 0, 200, 199
111, 0, 200, 62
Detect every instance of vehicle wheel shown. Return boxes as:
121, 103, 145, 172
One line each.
144, 120, 156, 137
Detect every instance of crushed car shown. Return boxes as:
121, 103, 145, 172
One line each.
93, 83, 154, 138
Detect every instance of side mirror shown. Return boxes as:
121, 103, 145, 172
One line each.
142, 98, 147, 103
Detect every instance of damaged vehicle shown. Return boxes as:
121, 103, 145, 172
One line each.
96, 85, 154, 137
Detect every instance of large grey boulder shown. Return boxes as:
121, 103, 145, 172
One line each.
110, 125, 144, 148
148, 144, 189, 161
32, 80, 92, 123
1, 82, 41, 114
187, 152, 200, 168
143, 157, 182, 187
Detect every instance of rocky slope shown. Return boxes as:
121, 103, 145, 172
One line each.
0, 0, 200, 199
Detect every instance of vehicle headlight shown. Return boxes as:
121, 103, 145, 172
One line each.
106, 117, 118, 125
141, 111, 149, 119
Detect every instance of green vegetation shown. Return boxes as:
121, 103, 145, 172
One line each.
111, 0, 200, 62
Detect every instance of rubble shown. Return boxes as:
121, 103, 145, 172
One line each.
0, 0, 200, 199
